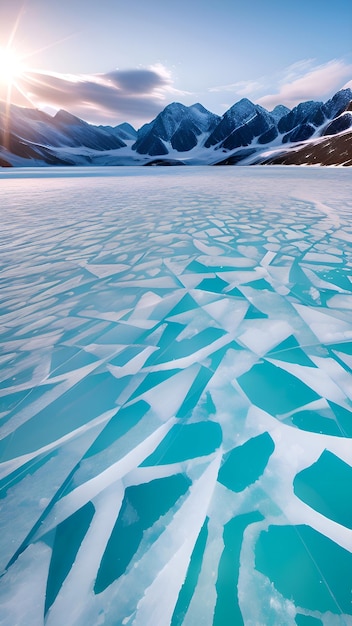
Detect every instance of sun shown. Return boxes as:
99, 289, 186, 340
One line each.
0, 47, 24, 86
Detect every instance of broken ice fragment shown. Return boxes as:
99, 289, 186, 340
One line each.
176, 366, 213, 419
141, 421, 222, 466
294, 450, 352, 529
43, 501, 95, 614
94, 474, 191, 593
255, 524, 352, 613
84, 400, 150, 459
238, 361, 320, 415
217, 432, 274, 492
213, 512, 264, 626
267, 335, 315, 367
291, 409, 346, 436
0, 373, 122, 461
171, 518, 209, 626
295, 613, 323, 625
196, 276, 229, 294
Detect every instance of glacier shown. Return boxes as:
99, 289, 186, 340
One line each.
0, 166, 352, 626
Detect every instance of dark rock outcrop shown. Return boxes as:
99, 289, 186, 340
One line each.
132, 102, 219, 155
261, 131, 352, 166
323, 113, 352, 136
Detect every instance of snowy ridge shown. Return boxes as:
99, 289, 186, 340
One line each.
0, 88, 351, 166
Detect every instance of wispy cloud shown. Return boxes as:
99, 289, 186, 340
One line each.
257, 59, 352, 110
13, 64, 187, 125
208, 59, 352, 113
209, 79, 265, 97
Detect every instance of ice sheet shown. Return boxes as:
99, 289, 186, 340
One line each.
0, 166, 352, 625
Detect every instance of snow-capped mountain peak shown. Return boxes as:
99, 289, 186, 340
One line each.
0, 89, 351, 167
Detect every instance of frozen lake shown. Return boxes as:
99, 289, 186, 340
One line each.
0, 166, 352, 626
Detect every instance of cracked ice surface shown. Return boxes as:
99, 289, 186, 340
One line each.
0, 166, 352, 626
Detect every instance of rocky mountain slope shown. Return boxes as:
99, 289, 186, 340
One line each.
0, 89, 351, 167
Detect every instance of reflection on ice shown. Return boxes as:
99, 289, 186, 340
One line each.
0, 166, 352, 625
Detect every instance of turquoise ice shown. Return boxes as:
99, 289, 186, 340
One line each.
0, 166, 351, 625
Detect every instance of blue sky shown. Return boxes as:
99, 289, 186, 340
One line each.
1, 0, 351, 126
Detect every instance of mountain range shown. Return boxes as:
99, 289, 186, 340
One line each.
0, 88, 351, 167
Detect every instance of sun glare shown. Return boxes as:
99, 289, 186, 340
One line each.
0, 47, 24, 86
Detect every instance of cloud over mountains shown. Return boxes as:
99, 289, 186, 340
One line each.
209, 59, 352, 113
258, 59, 352, 110
2, 57, 351, 126
18, 64, 185, 124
